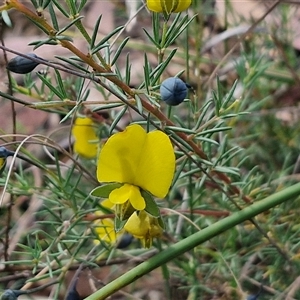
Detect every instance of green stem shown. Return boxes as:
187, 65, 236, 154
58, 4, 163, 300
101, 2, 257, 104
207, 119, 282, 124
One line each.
84, 182, 300, 300
64, 0, 110, 69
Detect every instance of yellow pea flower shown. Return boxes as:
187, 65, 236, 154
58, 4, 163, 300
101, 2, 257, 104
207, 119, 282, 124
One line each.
97, 124, 175, 211
146, 0, 191, 14
124, 210, 163, 248
72, 117, 99, 158
93, 199, 121, 244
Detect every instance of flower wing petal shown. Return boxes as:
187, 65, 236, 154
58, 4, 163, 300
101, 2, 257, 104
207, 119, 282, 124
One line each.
129, 185, 146, 210
109, 184, 130, 204
134, 130, 175, 198
97, 124, 147, 183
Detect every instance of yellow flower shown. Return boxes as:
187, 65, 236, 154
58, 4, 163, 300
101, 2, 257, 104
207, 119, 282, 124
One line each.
72, 117, 98, 158
146, 0, 191, 14
97, 124, 175, 211
94, 199, 120, 244
94, 217, 118, 244
124, 210, 163, 248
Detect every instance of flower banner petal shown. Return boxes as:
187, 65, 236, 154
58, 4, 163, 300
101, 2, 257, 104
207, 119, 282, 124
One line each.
97, 124, 147, 183
134, 130, 175, 198
97, 124, 175, 199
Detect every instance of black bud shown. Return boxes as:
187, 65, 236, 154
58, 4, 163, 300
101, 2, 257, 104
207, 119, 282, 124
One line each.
1, 290, 23, 300
117, 233, 133, 249
0, 147, 14, 158
6, 53, 43, 74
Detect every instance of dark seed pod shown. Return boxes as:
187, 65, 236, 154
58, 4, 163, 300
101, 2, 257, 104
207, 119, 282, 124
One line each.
65, 286, 80, 300
0, 146, 14, 158
0, 290, 22, 300
0, 147, 13, 176
117, 233, 133, 249
160, 77, 188, 106
246, 295, 259, 300
65, 278, 80, 300
6, 53, 42, 74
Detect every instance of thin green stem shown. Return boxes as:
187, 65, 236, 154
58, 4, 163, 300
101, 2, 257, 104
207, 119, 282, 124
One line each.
84, 182, 300, 300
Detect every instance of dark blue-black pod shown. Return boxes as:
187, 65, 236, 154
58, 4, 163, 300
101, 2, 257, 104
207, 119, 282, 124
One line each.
0, 146, 14, 158
160, 77, 188, 106
0, 290, 23, 300
6, 53, 42, 74
246, 295, 259, 300
0, 147, 14, 176
117, 233, 133, 249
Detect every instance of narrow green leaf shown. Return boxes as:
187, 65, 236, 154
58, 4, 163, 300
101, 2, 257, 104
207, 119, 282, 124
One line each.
67, 0, 78, 15
151, 48, 177, 84
109, 106, 128, 135
92, 103, 124, 112
135, 94, 143, 115
142, 53, 151, 93
54, 69, 67, 99
152, 12, 160, 45
91, 43, 110, 55
194, 136, 219, 146
172, 156, 188, 185
92, 26, 124, 52
222, 79, 238, 108
114, 217, 127, 233
196, 126, 232, 136
55, 56, 89, 73
164, 13, 183, 45
56, 35, 74, 42
166, 15, 196, 47
42, 0, 51, 9
142, 190, 160, 218
157, 216, 165, 230
31, 0, 38, 8
90, 15, 102, 49
213, 166, 240, 176
91, 183, 123, 198
48, 1, 59, 31
111, 37, 130, 66
165, 126, 196, 134
104, 45, 111, 65
57, 16, 84, 35
125, 53, 131, 85
29, 39, 58, 50
143, 28, 161, 48
193, 100, 214, 130
52, 0, 69, 18
78, 0, 88, 12
36, 73, 64, 99
166, 130, 193, 152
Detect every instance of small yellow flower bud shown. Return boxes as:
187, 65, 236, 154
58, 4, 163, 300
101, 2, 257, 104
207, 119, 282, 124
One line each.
146, 0, 191, 14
